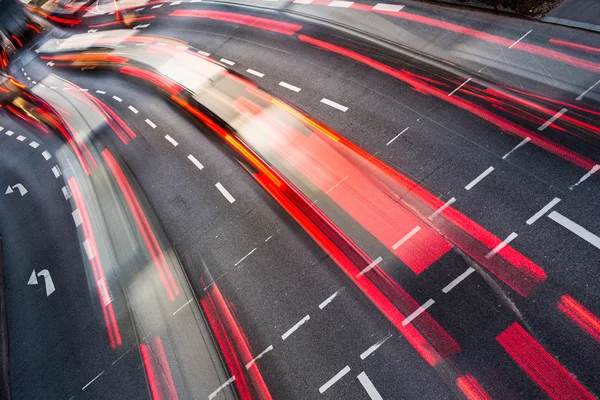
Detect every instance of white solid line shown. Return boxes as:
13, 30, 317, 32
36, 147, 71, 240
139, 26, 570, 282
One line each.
526, 197, 561, 225
442, 267, 475, 293
235, 248, 257, 266
52, 165, 62, 178
279, 81, 301, 92
4, 130, 13, 136
208, 376, 236, 400
220, 58, 235, 66
165, 135, 179, 146
29, 141, 40, 149
72, 209, 82, 226
448, 78, 472, 96
151, 4, 162, 8
329, 0, 353, 6
360, 333, 392, 359
247, 69, 265, 78
392, 226, 421, 250
42, 150, 52, 160
187, 154, 204, 170
428, 197, 456, 220
246, 345, 273, 369
509, 30, 532, 49
548, 211, 600, 250
216, 182, 235, 203
197, 50, 210, 56
321, 98, 348, 112
82, 371, 104, 390
538, 108, 567, 131
502, 137, 530, 160
372, 3, 404, 11
145, 119, 157, 128
570, 164, 600, 190
357, 372, 383, 400
465, 166, 494, 190
386, 127, 409, 146
128, 105, 138, 114
319, 366, 351, 393
294, 0, 312, 3
16, 135, 26, 141
357, 256, 383, 277
319, 289, 341, 309
576, 79, 600, 101
95, 90, 106, 94
402, 299, 435, 326
485, 232, 518, 259
62, 186, 71, 200
281, 315, 310, 340
173, 299, 193, 315
112, 95, 122, 102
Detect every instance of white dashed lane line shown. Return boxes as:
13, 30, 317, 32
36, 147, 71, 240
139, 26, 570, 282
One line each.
208, 376, 235, 400
112, 95, 122, 102
245, 345, 273, 370
1, 131, 11, 137
548, 211, 600, 250
428, 197, 456, 220
165, 135, 178, 146
42, 150, 52, 160
357, 371, 384, 400
509, 30, 532, 49
81, 371, 105, 391
234, 247, 256, 266
215, 182, 235, 203
538, 108, 567, 131
281, 315, 310, 340
356, 256, 383, 277
392, 226, 420, 250
319, 366, 351, 394
485, 232, 518, 259
402, 298, 434, 326
62, 186, 71, 200
128, 105, 138, 114
29, 141, 39, 148
328, 0, 354, 7
372, 3, 404, 11
502, 137, 530, 160
464, 166, 494, 190
577, 79, 600, 101
360, 333, 392, 359
442, 267, 476, 293
95, 90, 106, 94
386, 127, 409, 146
279, 81, 301, 92
187, 154, 204, 170
16, 135, 26, 141
52, 165, 62, 178
247, 69, 265, 78
198, 50, 210, 56
172, 299, 193, 315
145, 119, 157, 128
220, 58, 235, 66
448, 77, 472, 97
526, 197, 561, 225
318, 289, 342, 309
570, 164, 600, 190
320, 98, 348, 112
151, 3, 162, 8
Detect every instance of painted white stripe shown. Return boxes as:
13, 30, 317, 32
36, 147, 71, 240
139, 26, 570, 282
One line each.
465, 166, 494, 190
576, 79, 600, 101
220, 58, 235, 66
360, 333, 392, 359
294, 0, 312, 3
281, 315, 310, 340
329, 0, 353, 7
135, 7, 145, 11
215, 182, 235, 203
151, 4, 162, 8
279, 81, 301, 92
357, 256, 383, 277
98, 278, 112, 306
428, 197, 456, 220
197, 50, 210, 56
235, 248, 257, 266
402, 299, 434, 326
95, 90, 106, 94
52, 165, 62, 178
165, 135, 178, 146
42, 150, 52, 160
173, 299, 193, 315
357, 372, 383, 400
112, 347, 133, 365
548, 211, 600, 250
171, 0, 182, 4
4, 130, 13, 136
526, 197, 561, 225
82, 371, 104, 390
570, 164, 600, 190
386, 127, 409, 146
320, 98, 348, 112
392, 226, 421, 250
112, 95, 122, 102
32, 81, 37, 85
246, 345, 273, 369
442, 267, 475, 293
190, 0, 202, 3
502, 137, 530, 159
79, 88, 89, 92
61, 186, 71, 200
29, 141, 40, 148
485, 232, 518, 259
83, 239, 96, 260
509, 30, 532, 48
325, 176, 348, 194
372, 3, 404, 11
187, 154, 204, 170
145, 119, 157, 128
128, 105, 138, 114
0, 127, 3, 131
246, 69, 265, 78
538, 108, 567, 131
16, 135, 26, 141
319, 289, 341, 309
319, 366, 350, 393
208, 376, 236, 400
72, 209, 82, 226
448, 78, 472, 96
265, 235, 272, 242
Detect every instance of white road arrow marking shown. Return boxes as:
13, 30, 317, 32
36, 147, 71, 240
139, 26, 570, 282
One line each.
37, 270, 55, 296
27, 270, 38, 285
5, 186, 13, 195
5, 184, 27, 196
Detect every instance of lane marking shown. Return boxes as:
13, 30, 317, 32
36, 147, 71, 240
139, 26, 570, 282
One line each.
502, 137, 530, 160
329, 0, 353, 6
187, 154, 204, 170
357, 256, 383, 277
325, 175, 348, 194
215, 182, 235, 203
548, 211, 600, 250
42, 150, 52, 160
82, 371, 105, 390
576, 79, 600, 101
570, 164, 600, 190
294, 0, 313, 3
392, 226, 421, 250
83, 239, 96, 260
526, 197, 561, 225
62, 186, 71, 200
509, 30, 532, 49
171, 0, 182, 4
16, 135, 26, 141
95, 90, 106, 94
319, 289, 342, 309
428, 197, 456, 220
372, 3, 404, 11
165, 135, 179, 146
281, 315, 310, 340
442, 267, 475, 293
485, 232, 518, 259
32, 81, 37, 85
247, 69, 265, 78
465, 166, 494, 190
246, 345, 273, 369
173, 299, 193, 315
448, 77, 472, 96
235, 248, 257, 266
386, 127, 409, 146
208, 376, 235, 400
402, 299, 434, 326
538, 108, 567, 131
197, 50, 210, 56
112, 95, 122, 102
220, 58, 235, 66
112, 347, 133, 365
4, 130, 13, 136
145, 119, 156, 128
265, 235, 272, 242
0, 127, 3, 131
72, 209, 82, 227
319, 366, 350, 393
360, 333, 392, 359
52, 165, 62, 178
128, 105, 138, 114
321, 98, 348, 112
79, 88, 89, 92
279, 81, 301, 92
357, 371, 383, 400
134, 7, 145, 11
151, 3, 162, 8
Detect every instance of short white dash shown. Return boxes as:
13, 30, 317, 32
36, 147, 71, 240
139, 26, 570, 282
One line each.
135, 7, 145, 11
98, 278, 111, 306
52, 165, 62, 178
319, 289, 341, 309
62, 186, 71, 200
392, 226, 421, 250
16, 135, 26, 141
83, 239, 96, 260
246, 345, 273, 369
171, 0, 182, 4
246, 69, 265, 78
190, 0, 202, 3
187, 154, 204, 170
165, 135, 178, 146
448, 78, 472, 97
320, 98, 348, 112
151, 3, 162, 8
428, 197, 456, 220
386, 127, 409, 146
465, 166, 494, 190
319, 366, 350, 393
281, 315, 310, 340
82, 371, 104, 391
570, 164, 600, 190
442, 267, 475, 293
145, 119, 156, 128
485, 232, 518, 259
220, 58, 235, 66
72, 209, 82, 227
112, 347, 133, 365
4, 130, 13, 136
279, 81, 301, 92
32, 81, 37, 85
509, 30, 532, 49
502, 137, 530, 159
42, 150, 52, 160
360, 333, 392, 359
294, 0, 312, 3
265, 235, 272, 242
128, 105, 138, 114
112, 95, 122, 102
357, 372, 383, 400
79, 88, 89, 92
215, 182, 235, 203
526, 197, 561, 225
235, 248, 257, 266
173, 299, 193, 315
208, 376, 235, 400
197, 50, 210, 56
577, 79, 600, 101
27, 77, 31, 81
548, 211, 600, 250
0, 127, 3, 131
402, 299, 434, 326
325, 176, 348, 194
372, 3, 404, 11
538, 108, 567, 131
329, 0, 353, 7
357, 256, 383, 277
95, 90, 106, 94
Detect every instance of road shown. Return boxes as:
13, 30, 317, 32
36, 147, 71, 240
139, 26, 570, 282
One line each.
1, 0, 599, 398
